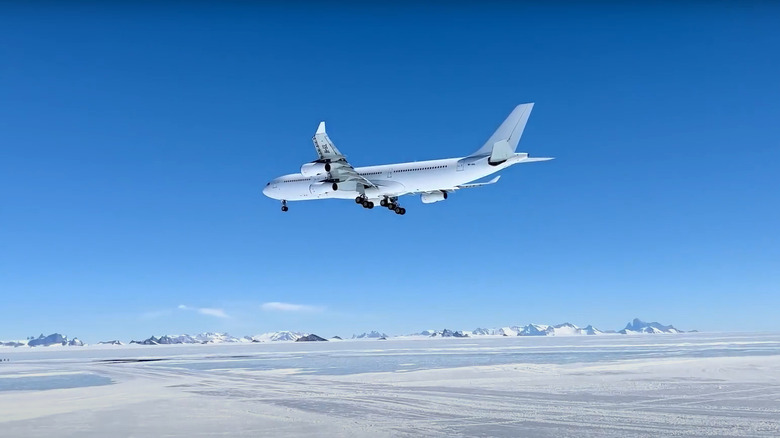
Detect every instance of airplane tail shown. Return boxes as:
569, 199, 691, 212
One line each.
470, 103, 534, 164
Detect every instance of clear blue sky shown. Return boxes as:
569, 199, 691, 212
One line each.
2, 3, 779, 341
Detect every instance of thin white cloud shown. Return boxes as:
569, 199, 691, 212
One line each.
197, 307, 229, 318
261, 302, 324, 313
178, 304, 230, 319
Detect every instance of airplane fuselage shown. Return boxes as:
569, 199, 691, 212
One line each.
263, 153, 523, 202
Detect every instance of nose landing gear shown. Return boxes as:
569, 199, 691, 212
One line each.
281, 200, 288, 212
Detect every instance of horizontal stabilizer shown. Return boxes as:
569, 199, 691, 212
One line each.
518, 157, 554, 163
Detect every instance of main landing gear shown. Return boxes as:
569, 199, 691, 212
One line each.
380, 197, 406, 215
356, 196, 406, 215
281, 200, 288, 212
355, 195, 374, 209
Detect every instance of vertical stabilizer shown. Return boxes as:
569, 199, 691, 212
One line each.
470, 103, 534, 159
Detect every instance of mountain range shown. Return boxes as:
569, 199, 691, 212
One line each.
0, 333, 84, 347
619, 318, 682, 334
468, 323, 605, 337
0, 319, 686, 347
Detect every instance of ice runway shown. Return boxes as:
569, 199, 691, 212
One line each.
2, 333, 780, 437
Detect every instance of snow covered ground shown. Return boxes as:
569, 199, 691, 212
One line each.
1, 332, 779, 437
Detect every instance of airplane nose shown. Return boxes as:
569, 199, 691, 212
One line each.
262, 183, 272, 197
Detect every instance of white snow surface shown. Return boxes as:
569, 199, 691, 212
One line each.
1, 332, 779, 437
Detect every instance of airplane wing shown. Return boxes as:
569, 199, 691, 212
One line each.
312, 122, 377, 189
330, 165, 378, 189
436, 175, 502, 193
456, 175, 501, 189
312, 122, 345, 161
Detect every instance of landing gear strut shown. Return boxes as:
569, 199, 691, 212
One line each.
281, 200, 288, 212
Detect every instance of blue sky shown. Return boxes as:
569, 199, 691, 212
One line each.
2, 3, 779, 341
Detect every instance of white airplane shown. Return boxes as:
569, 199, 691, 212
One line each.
262, 103, 552, 214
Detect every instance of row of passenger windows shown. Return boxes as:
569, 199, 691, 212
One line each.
396, 165, 447, 173
282, 165, 446, 182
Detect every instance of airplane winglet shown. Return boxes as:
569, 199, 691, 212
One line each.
316, 121, 326, 135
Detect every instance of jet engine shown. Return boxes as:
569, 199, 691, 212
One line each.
421, 190, 448, 204
309, 182, 339, 195
300, 162, 331, 176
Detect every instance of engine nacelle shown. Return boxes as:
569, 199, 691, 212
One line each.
421, 190, 448, 204
300, 162, 331, 176
309, 182, 339, 195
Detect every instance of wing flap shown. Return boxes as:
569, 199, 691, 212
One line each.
456, 175, 501, 189
437, 176, 502, 192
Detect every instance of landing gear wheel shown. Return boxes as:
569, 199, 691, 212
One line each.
367, 202, 374, 209
380, 199, 388, 207
399, 208, 406, 215
281, 206, 289, 212
361, 200, 369, 208
355, 196, 364, 204
394, 206, 402, 214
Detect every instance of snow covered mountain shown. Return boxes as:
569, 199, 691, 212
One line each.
619, 318, 682, 334
469, 323, 603, 337
467, 320, 679, 337
246, 331, 307, 342
296, 334, 328, 342
518, 324, 549, 336
129, 331, 317, 345
130, 332, 247, 345
427, 329, 469, 338
415, 330, 438, 336
1, 340, 27, 347
98, 340, 123, 345
0, 333, 85, 347
352, 331, 388, 339
497, 326, 520, 336
193, 332, 245, 343
582, 325, 603, 335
